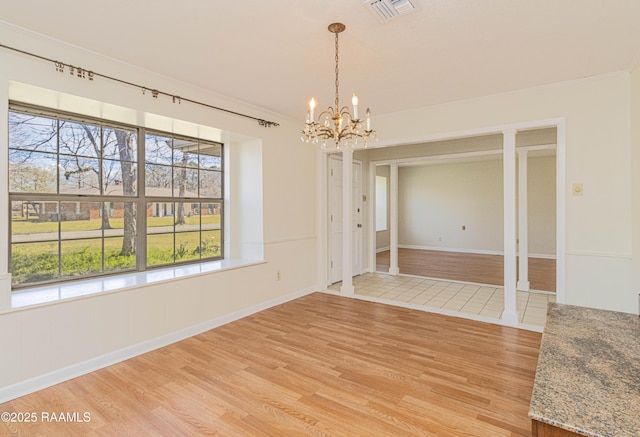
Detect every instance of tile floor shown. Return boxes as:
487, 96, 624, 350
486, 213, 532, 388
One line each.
327, 272, 555, 329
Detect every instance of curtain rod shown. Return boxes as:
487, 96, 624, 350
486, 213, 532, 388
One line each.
0, 43, 280, 128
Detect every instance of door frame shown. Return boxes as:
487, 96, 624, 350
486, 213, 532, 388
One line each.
327, 154, 363, 284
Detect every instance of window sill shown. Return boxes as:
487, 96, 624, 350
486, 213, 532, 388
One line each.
4, 259, 265, 313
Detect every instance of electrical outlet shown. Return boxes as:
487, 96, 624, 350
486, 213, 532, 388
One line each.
276, 270, 281, 281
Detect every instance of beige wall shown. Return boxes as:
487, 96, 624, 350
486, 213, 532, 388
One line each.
398, 159, 504, 252
396, 155, 555, 256
528, 155, 556, 255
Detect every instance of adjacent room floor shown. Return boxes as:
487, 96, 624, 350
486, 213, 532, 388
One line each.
377, 248, 556, 292
328, 272, 555, 328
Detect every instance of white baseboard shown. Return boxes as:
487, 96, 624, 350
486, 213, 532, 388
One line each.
376, 246, 390, 253
397, 244, 556, 260
0, 286, 316, 404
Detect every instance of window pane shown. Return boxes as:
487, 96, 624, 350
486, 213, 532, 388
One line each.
174, 201, 197, 226
61, 238, 103, 278
104, 237, 136, 272
147, 201, 174, 266
103, 127, 137, 162
11, 241, 59, 286
59, 156, 100, 195
175, 231, 201, 261
202, 203, 221, 231
199, 143, 222, 169
173, 139, 199, 166
201, 230, 221, 258
60, 201, 102, 240
147, 233, 174, 266
9, 151, 58, 193
173, 167, 198, 197
145, 163, 173, 197
8, 112, 57, 153
59, 120, 100, 158
104, 127, 137, 197
104, 159, 137, 196
11, 200, 60, 239
145, 134, 173, 165
111, 202, 137, 257
201, 202, 221, 259
200, 170, 222, 198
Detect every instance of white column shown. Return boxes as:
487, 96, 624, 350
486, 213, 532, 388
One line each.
317, 149, 329, 288
0, 73, 11, 309
556, 121, 566, 304
368, 162, 377, 274
389, 162, 399, 275
340, 146, 355, 295
517, 149, 530, 292
503, 130, 519, 326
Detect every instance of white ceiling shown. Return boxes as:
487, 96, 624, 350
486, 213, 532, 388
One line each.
2, 0, 640, 121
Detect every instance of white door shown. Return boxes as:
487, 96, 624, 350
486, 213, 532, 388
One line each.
329, 155, 363, 284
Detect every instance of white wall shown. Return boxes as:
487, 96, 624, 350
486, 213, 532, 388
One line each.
374, 72, 633, 313
0, 22, 317, 400
631, 61, 640, 316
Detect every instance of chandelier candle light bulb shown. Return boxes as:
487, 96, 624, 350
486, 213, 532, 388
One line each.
301, 23, 377, 149
309, 98, 316, 121
352, 94, 359, 119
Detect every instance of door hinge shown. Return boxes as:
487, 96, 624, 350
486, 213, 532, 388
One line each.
331, 168, 334, 176
331, 260, 333, 268
330, 214, 333, 222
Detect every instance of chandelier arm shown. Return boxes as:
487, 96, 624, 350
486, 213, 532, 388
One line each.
317, 107, 336, 119
339, 105, 356, 119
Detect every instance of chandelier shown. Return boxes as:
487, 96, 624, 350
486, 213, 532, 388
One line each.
301, 23, 376, 149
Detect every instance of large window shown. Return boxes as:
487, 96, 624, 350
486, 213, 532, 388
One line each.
8, 104, 223, 289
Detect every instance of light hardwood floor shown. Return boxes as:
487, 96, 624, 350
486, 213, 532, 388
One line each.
0, 293, 541, 436
377, 248, 556, 292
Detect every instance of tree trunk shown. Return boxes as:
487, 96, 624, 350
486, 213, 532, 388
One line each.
115, 131, 137, 256
101, 203, 112, 229
175, 154, 188, 226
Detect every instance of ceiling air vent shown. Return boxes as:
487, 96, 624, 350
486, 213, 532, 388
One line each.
363, 0, 417, 23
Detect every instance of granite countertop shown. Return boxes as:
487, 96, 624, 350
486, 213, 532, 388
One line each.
529, 303, 640, 437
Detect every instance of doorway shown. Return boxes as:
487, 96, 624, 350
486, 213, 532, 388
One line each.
364, 124, 565, 315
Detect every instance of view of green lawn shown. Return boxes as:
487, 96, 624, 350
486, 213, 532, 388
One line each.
11, 227, 221, 286
11, 215, 220, 234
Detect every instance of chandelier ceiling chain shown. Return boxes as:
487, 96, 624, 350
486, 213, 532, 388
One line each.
334, 27, 340, 112
301, 23, 377, 150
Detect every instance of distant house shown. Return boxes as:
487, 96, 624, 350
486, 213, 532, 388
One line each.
14, 185, 220, 222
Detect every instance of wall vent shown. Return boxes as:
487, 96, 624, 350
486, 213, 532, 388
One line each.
363, 0, 417, 23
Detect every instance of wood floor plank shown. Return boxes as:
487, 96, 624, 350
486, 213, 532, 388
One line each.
378, 248, 556, 291
0, 293, 541, 436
